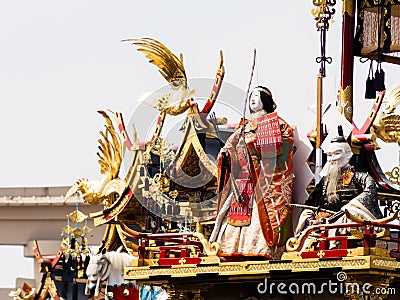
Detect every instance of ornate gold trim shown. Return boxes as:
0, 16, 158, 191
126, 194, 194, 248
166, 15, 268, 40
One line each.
385, 166, 400, 185
312, 0, 336, 29
125, 256, 373, 280
371, 256, 400, 270
38, 273, 59, 300
342, 0, 355, 17
126, 255, 400, 285
116, 224, 139, 255
339, 85, 353, 122
360, 0, 371, 9
175, 117, 218, 178
192, 232, 221, 256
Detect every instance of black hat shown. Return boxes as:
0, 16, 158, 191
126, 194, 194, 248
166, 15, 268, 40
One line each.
331, 125, 346, 143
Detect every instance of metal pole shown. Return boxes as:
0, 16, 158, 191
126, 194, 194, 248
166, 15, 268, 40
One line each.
315, 73, 323, 182
312, 0, 335, 182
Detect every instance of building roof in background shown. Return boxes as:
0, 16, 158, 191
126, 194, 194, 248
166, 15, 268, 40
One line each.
0, 186, 85, 206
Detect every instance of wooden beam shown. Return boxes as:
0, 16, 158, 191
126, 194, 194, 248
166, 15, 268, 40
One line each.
361, 53, 400, 65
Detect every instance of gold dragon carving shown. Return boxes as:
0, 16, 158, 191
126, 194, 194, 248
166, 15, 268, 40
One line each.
65, 110, 126, 207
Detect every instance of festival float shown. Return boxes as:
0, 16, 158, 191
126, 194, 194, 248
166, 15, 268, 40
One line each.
9, 0, 400, 299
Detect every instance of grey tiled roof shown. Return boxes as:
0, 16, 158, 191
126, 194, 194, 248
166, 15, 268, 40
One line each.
0, 186, 86, 206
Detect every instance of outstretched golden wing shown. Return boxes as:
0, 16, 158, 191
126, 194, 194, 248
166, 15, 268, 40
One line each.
97, 110, 124, 178
123, 37, 187, 90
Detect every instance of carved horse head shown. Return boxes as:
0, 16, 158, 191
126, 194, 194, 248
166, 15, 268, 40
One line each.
85, 246, 138, 296
85, 249, 111, 297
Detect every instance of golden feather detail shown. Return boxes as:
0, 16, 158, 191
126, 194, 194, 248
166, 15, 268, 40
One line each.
123, 37, 187, 90
97, 110, 124, 178
64, 110, 126, 206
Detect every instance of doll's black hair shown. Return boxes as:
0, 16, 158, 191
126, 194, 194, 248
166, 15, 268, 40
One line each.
249, 86, 276, 113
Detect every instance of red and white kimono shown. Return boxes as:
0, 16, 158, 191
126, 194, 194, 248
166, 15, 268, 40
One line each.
210, 111, 294, 259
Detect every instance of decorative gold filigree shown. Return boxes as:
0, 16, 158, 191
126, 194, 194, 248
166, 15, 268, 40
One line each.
153, 93, 171, 112
82, 225, 92, 234
152, 92, 197, 116
193, 232, 221, 256
62, 205, 92, 257
125, 257, 371, 280
8, 282, 35, 300
72, 228, 83, 238
67, 210, 87, 223
360, 0, 371, 9
286, 236, 301, 252
317, 250, 326, 258
345, 208, 399, 224
178, 258, 186, 265
139, 170, 170, 200
312, 0, 336, 29
153, 173, 170, 193
38, 273, 59, 300
372, 258, 400, 269
62, 225, 73, 235
338, 85, 353, 121
169, 190, 179, 199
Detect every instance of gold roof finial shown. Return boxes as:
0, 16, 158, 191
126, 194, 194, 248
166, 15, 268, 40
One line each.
312, 0, 336, 29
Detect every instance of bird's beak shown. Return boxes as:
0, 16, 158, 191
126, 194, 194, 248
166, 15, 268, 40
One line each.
64, 184, 79, 202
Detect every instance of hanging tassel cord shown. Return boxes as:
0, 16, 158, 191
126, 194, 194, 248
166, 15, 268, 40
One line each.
315, 16, 332, 77
363, 2, 386, 96
374, 2, 386, 91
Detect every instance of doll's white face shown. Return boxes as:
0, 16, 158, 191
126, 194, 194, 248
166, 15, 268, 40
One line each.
326, 142, 352, 169
249, 90, 263, 112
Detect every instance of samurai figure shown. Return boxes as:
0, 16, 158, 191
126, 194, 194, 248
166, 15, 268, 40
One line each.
210, 86, 295, 259
295, 128, 384, 240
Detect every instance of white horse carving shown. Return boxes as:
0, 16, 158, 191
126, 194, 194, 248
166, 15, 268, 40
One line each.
86, 248, 168, 300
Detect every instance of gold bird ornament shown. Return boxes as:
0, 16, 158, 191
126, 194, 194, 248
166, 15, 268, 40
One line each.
123, 37, 196, 115
65, 110, 126, 207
